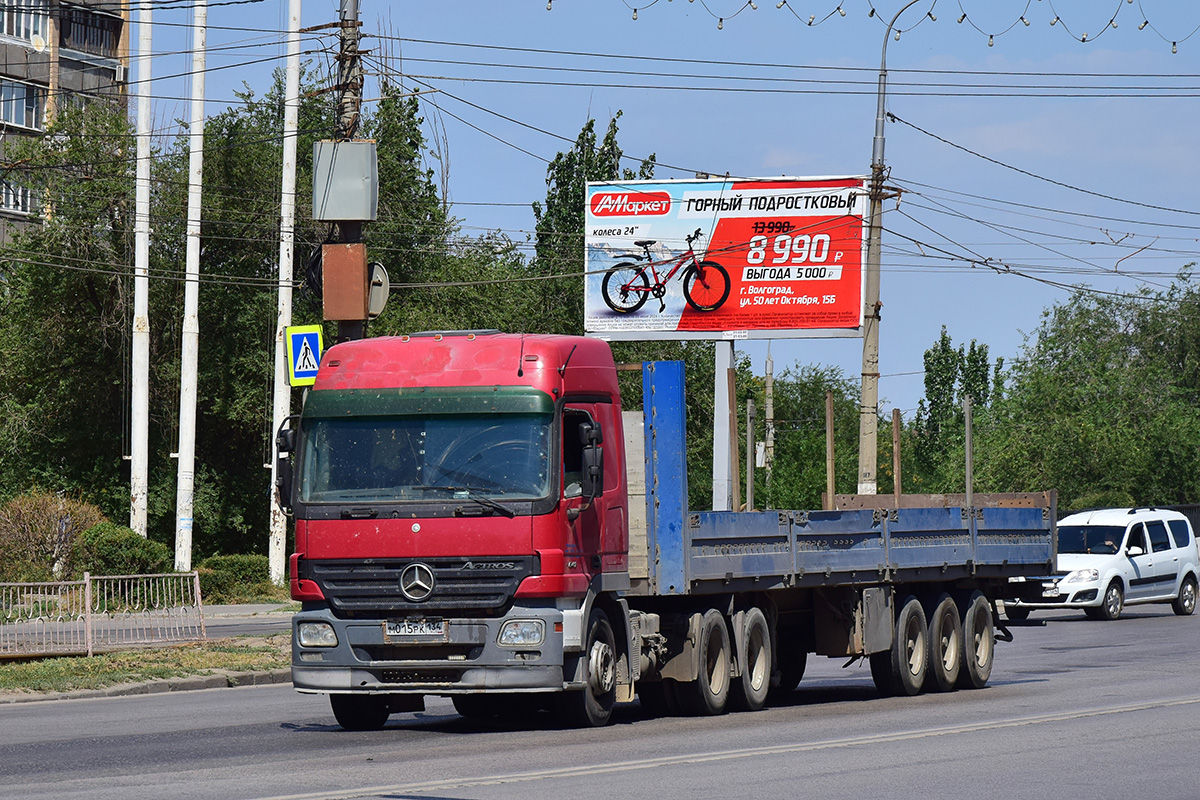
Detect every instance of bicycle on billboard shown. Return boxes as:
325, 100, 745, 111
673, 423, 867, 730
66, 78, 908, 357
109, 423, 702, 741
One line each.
600, 228, 731, 314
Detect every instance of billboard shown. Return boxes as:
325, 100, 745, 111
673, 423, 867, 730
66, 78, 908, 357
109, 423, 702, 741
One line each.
584, 176, 868, 340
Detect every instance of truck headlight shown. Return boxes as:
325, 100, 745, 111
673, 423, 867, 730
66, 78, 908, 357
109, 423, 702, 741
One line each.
498, 620, 545, 647
1064, 569, 1099, 584
297, 621, 338, 647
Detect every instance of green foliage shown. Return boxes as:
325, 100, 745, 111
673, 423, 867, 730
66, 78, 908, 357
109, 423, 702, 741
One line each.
971, 281, 1200, 511
197, 554, 281, 603
912, 326, 1003, 492
0, 491, 106, 581
531, 113, 656, 334
73, 522, 173, 577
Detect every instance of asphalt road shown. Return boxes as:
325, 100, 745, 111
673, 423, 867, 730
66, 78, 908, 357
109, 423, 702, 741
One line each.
3, 606, 1197, 800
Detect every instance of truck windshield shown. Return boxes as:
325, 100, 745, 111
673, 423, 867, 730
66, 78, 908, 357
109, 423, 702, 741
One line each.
298, 413, 552, 503
1058, 525, 1124, 555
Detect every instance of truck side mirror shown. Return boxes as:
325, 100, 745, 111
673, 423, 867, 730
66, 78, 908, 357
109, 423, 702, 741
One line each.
275, 416, 300, 511
578, 421, 604, 499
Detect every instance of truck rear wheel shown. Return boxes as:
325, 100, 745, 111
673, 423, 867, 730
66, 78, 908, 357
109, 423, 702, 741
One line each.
872, 595, 927, 697
678, 609, 732, 716
730, 607, 771, 712
556, 608, 617, 728
956, 590, 994, 689
924, 593, 961, 692
330, 694, 391, 731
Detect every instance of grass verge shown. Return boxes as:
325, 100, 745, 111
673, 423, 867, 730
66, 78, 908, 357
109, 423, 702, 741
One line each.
0, 634, 289, 695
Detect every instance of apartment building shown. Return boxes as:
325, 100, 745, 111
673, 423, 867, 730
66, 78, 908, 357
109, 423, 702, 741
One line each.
0, 0, 128, 237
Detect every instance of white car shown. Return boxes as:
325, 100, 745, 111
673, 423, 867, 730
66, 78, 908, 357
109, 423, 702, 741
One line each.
1006, 508, 1199, 621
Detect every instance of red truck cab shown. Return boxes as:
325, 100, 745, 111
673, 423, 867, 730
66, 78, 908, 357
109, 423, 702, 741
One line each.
283, 331, 631, 728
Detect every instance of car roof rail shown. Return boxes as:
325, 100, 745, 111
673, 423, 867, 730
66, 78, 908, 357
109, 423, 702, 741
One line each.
1127, 507, 1159, 515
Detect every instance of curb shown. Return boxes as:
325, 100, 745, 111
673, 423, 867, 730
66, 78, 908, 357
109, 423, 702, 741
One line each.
0, 668, 292, 704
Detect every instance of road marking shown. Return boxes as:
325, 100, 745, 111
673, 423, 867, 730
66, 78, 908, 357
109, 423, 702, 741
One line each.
253, 695, 1200, 800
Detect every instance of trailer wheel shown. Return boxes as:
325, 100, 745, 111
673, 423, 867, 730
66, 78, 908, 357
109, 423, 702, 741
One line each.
330, 694, 390, 731
924, 593, 961, 693
679, 609, 732, 716
730, 607, 772, 712
956, 590, 994, 689
872, 595, 927, 697
771, 632, 807, 698
556, 608, 617, 727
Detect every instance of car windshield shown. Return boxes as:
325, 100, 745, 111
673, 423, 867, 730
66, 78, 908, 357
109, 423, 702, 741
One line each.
298, 413, 552, 503
1058, 524, 1125, 555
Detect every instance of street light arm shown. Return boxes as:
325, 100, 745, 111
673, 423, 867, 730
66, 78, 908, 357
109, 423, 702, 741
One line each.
872, 0, 924, 171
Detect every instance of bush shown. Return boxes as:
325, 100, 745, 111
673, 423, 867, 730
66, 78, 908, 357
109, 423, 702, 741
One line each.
197, 554, 284, 604
0, 491, 106, 581
74, 522, 173, 577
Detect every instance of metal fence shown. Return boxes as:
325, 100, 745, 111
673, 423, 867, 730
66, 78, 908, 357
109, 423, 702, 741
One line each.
0, 572, 206, 657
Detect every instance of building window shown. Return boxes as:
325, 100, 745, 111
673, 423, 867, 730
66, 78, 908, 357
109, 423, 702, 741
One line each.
59, 5, 121, 59
1, 181, 33, 214
0, 80, 44, 129
3, 0, 48, 43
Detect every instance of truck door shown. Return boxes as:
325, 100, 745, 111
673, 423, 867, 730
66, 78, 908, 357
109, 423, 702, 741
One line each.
563, 406, 602, 572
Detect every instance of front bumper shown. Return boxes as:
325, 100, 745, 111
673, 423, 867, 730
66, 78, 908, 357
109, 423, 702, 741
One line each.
291, 603, 578, 694
1007, 575, 1100, 609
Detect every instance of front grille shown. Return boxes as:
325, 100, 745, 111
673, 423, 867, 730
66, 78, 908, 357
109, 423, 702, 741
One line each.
305, 557, 536, 618
355, 644, 482, 662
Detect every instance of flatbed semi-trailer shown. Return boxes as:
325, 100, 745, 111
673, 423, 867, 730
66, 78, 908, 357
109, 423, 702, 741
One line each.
277, 332, 1056, 729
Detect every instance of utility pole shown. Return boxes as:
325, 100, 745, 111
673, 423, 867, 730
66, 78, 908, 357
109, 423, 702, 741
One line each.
268, 0, 303, 586
857, 0, 921, 496
174, 0, 207, 571
764, 344, 775, 503
335, 0, 364, 343
129, 0, 152, 537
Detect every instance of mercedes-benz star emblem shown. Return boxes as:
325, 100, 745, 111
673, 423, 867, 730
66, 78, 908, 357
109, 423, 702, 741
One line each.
399, 562, 435, 602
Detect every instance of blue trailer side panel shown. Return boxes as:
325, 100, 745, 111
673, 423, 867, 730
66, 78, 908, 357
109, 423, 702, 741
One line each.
688, 511, 791, 587
794, 510, 887, 584
886, 507, 973, 571
644, 361, 688, 595
975, 506, 1057, 573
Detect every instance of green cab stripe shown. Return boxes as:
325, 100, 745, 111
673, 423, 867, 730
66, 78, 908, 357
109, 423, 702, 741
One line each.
301, 386, 554, 418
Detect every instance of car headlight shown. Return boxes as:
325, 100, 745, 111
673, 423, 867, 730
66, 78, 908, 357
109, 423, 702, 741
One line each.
1064, 568, 1099, 584
498, 619, 545, 647
297, 621, 339, 647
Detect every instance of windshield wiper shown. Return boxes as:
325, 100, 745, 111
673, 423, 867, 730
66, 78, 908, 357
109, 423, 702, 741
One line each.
413, 484, 516, 518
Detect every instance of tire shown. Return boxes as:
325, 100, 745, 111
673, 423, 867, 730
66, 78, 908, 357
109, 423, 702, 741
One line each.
888, 596, 929, 697
729, 607, 772, 712
678, 609, 732, 716
1172, 575, 1197, 616
682, 261, 731, 312
601, 264, 650, 313
869, 650, 895, 696
556, 608, 617, 727
1089, 581, 1124, 621
771, 632, 807, 698
956, 591, 994, 690
1004, 604, 1030, 621
924, 594, 961, 693
330, 694, 390, 731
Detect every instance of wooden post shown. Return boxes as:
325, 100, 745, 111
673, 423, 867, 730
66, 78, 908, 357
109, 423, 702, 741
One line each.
825, 390, 835, 510
892, 407, 902, 507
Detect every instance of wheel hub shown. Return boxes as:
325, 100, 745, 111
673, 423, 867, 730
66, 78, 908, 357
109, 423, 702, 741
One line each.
588, 640, 615, 694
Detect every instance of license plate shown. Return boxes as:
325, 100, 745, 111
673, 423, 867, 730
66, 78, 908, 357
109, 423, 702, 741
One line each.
385, 618, 447, 641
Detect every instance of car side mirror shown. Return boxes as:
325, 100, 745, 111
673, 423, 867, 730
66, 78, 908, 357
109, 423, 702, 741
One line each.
1127, 545, 1144, 557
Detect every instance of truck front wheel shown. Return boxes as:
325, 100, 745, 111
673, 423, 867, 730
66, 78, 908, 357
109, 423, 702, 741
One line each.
556, 608, 617, 727
330, 694, 391, 731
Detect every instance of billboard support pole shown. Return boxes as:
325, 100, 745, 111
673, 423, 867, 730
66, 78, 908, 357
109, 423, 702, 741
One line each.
857, 0, 921, 495
712, 341, 734, 511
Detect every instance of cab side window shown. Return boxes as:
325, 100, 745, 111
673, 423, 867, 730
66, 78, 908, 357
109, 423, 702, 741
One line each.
562, 408, 593, 496
1147, 520, 1172, 553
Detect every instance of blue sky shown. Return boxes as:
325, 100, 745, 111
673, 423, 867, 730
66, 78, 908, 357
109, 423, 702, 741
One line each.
144, 0, 1200, 415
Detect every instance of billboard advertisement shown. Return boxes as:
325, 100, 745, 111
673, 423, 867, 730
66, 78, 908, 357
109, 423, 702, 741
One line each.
584, 176, 868, 340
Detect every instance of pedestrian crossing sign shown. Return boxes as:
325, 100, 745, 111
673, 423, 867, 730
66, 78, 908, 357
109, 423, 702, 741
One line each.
287, 325, 323, 387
